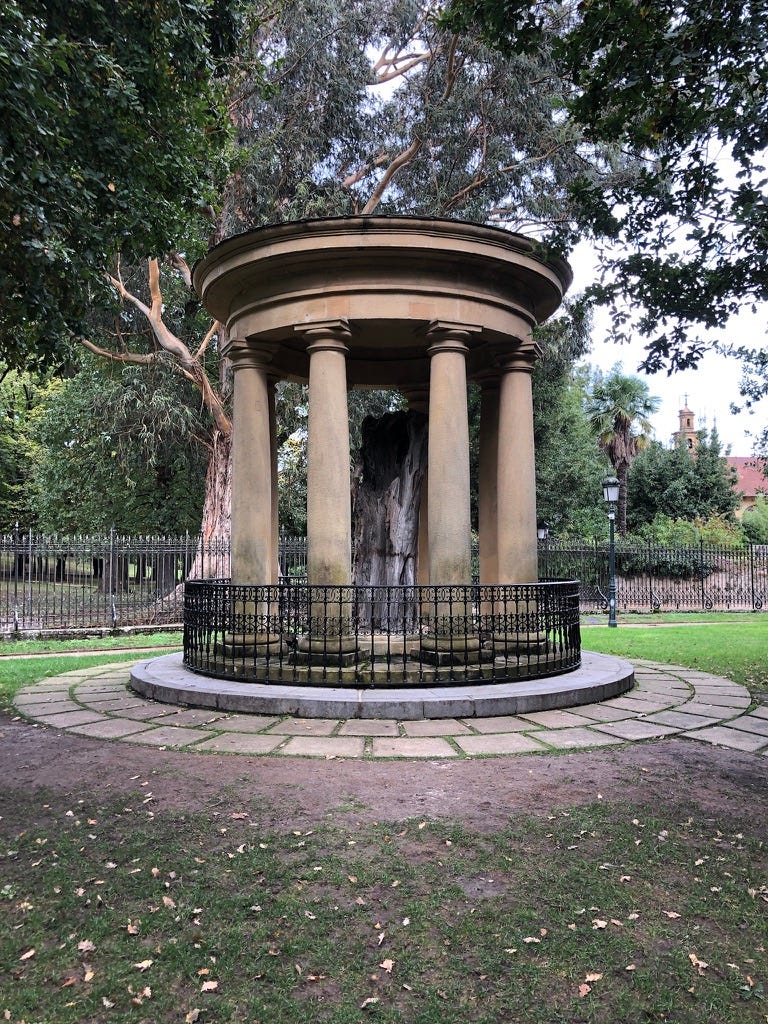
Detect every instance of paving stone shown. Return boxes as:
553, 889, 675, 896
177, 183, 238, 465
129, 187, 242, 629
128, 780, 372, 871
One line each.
724, 715, 768, 738
454, 733, 549, 756
517, 710, 596, 729
569, 704, 633, 723
110, 704, 178, 721
370, 737, 458, 758
194, 733, 286, 754
534, 727, 623, 750
278, 736, 365, 757
591, 720, 680, 741
688, 692, 751, 708
337, 720, 400, 737
154, 709, 225, 727
601, 697, 672, 714
213, 714, 282, 733
459, 716, 531, 734
16, 699, 81, 715
643, 710, 723, 730
267, 719, 340, 736
685, 726, 768, 753
128, 726, 215, 747
83, 698, 148, 712
401, 719, 473, 737
68, 719, 155, 740
680, 702, 743, 719
33, 710, 107, 728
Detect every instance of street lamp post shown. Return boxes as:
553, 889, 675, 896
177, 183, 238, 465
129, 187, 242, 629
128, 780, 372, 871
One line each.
602, 476, 619, 628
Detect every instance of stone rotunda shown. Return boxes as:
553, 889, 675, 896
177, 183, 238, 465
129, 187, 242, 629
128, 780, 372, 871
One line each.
139, 215, 633, 714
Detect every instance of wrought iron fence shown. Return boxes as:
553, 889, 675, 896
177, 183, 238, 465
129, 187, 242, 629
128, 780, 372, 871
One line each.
183, 579, 581, 687
1, 529, 765, 634
538, 539, 768, 613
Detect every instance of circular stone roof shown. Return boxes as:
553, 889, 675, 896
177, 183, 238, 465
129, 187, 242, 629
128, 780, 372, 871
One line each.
194, 216, 572, 387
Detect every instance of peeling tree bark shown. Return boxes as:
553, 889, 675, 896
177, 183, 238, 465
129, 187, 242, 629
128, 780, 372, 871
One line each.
352, 410, 428, 629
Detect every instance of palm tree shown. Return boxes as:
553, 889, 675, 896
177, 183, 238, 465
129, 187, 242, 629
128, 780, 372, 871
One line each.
587, 368, 660, 535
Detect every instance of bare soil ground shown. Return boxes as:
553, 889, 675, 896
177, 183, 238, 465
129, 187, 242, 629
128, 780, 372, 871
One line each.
2, 715, 766, 830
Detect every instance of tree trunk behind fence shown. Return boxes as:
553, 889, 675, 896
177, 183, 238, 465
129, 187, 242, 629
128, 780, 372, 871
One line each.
352, 410, 427, 628
185, 427, 233, 581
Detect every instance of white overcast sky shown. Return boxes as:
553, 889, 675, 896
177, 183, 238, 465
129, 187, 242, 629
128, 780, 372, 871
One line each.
568, 242, 767, 455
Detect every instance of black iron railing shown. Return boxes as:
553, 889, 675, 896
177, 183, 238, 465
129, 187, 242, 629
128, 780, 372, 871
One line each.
183, 579, 581, 687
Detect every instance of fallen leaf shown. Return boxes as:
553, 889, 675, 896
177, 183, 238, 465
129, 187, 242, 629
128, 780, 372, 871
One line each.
133, 959, 153, 972
663, 911, 681, 919
626, 964, 637, 971
102, 996, 115, 1008
578, 984, 592, 998
360, 997, 379, 1009
377, 931, 386, 946
19, 948, 35, 961
585, 972, 603, 982
591, 920, 607, 930
689, 953, 709, 975
230, 812, 247, 819
201, 979, 219, 992
162, 896, 176, 909
83, 967, 95, 982
77, 939, 96, 953
380, 958, 394, 973
185, 1010, 201, 1023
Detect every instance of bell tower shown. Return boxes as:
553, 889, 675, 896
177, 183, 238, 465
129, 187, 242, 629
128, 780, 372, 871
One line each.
672, 397, 699, 451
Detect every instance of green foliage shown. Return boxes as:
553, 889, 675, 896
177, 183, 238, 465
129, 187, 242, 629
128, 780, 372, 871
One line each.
627, 431, 740, 532
0, 368, 51, 530
586, 367, 660, 535
532, 310, 607, 537
442, 0, 768, 373
29, 358, 209, 534
0, 0, 239, 367
742, 496, 768, 544
636, 513, 746, 548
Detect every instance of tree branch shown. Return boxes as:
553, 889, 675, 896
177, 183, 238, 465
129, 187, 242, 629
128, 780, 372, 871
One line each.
361, 137, 423, 215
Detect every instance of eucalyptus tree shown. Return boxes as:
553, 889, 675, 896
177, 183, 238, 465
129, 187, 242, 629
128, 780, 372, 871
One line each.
98, 0, 635, 551
586, 368, 661, 536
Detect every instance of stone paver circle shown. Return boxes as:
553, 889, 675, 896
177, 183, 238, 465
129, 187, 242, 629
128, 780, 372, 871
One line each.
11, 658, 767, 760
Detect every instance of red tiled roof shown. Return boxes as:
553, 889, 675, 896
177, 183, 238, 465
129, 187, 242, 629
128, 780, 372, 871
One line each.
726, 457, 768, 497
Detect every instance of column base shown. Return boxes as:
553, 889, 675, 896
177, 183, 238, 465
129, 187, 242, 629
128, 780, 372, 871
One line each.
223, 633, 285, 659
487, 631, 549, 656
417, 633, 482, 667
295, 633, 359, 667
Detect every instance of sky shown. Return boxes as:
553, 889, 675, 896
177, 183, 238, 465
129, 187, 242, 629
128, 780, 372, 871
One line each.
568, 243, 766, 456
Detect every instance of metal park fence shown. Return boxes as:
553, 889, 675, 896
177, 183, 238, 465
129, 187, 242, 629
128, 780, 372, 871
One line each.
538, 538, 768, 614
0, 529, 765, 635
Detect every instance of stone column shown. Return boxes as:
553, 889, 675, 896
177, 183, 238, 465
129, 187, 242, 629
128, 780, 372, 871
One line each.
478, 378, 500, 586
229, 341, 275, 586
496, 349, 539, 584
495, 346, 544, 654
228, 340, 281, 655
296, 320, 356, 660
422, 322, 480, 662
268, 378, 280, 584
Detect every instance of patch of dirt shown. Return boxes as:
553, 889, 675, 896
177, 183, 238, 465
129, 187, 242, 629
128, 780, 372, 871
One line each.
1, 715, 766, 832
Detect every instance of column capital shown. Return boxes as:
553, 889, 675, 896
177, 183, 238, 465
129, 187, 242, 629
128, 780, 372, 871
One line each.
425, 320, 481, 358
496, 342, 541, 374
228, 338, 278, 372
295, 318, 352, 355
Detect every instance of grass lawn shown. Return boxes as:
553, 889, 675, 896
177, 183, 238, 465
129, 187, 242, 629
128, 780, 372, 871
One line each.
1, 626, 766, 1021
583, 617, 768, 694
1, 794, 765, 1024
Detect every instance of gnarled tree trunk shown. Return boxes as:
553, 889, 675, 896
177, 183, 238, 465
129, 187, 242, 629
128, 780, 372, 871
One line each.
352, 410, 427, 629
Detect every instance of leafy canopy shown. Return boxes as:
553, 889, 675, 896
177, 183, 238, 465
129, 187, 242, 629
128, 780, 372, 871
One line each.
443, 0, 768, 373
0, 0, 238, 368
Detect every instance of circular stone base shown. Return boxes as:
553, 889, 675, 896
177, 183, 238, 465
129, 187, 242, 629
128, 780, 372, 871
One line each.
130, 652, 634, 721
